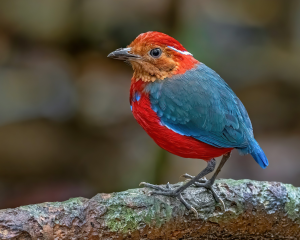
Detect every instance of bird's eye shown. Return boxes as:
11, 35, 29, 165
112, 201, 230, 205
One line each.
150, 48, 162, 58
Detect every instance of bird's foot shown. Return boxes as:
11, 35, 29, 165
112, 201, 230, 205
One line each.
181, 174, 225, 211
139, 182, 199, 217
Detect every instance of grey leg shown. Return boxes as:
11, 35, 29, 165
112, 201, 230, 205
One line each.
181, 152, 231, 210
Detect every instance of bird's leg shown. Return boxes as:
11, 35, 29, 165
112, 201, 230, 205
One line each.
140, 158, 216, 217
209, 152, 231, 184
182, 152, 231, 184
181, 152, 231, 210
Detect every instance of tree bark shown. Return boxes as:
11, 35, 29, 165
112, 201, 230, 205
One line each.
0, 179, 299, 239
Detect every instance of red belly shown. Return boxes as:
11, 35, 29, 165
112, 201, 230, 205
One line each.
131, 94, 232, 161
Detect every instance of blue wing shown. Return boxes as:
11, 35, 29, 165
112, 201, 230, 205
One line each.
145, 63, 268, 168
145, 64, 254, 153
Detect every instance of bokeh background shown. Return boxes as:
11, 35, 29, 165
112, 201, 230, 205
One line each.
0, 0, 299, 209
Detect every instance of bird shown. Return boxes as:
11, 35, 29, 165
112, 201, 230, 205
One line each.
107, 31, 268, 216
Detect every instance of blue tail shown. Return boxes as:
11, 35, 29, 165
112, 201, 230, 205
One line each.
250, 140, 269, 169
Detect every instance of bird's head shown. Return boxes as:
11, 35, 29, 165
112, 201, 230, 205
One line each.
108, 31, 199, 82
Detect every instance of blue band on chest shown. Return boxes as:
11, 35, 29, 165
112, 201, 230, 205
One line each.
134, 92, 141, 102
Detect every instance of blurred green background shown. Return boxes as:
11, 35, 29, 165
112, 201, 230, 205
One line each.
0, 0, 299, 209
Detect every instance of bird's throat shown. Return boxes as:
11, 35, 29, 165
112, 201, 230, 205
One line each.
131, 61, 177, 82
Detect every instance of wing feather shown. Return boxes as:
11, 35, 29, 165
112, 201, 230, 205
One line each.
145, 64, 253, 150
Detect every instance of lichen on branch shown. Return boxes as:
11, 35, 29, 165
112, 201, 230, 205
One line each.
0, 179, 299, 239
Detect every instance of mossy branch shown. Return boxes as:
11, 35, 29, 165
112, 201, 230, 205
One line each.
0, 179, 299, 239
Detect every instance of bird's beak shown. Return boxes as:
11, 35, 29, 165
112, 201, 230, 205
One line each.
107, 48, 141, 61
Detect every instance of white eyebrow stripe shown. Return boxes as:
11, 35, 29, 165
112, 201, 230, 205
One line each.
167, 46, 193, 56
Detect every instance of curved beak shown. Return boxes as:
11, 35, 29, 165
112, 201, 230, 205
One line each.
107, 48, 141, 61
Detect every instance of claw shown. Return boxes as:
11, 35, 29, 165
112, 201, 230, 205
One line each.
219, 197, 226, 212
139, 182, 146, 187
180, 173, 193, 179
180, 174, 207, 184
190, 206, 198, 218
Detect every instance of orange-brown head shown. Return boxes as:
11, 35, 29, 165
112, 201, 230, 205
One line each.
108, 31, 199, 82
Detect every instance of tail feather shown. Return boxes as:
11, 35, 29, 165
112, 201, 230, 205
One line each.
250, 140, 269, 169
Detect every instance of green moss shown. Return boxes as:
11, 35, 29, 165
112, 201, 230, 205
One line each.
104, 189, 174, 233
284, 184, 300, 224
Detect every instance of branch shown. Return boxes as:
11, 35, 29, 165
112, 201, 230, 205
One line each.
0, 179, 299, 239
